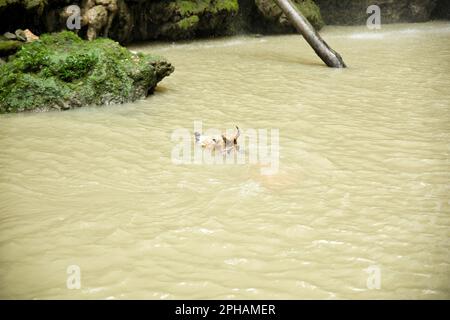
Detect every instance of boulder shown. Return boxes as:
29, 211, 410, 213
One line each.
15, 29, 27, 41
254, 0, 324, 31
24, 29, 39, 42
0, 31, 174, 113
3, 32, 17, 40
85, 5, 109, 40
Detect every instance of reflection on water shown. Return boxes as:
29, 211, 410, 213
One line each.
0, 22, 449, 299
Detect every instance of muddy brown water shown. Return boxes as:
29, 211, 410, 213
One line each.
0, 22, 449, 299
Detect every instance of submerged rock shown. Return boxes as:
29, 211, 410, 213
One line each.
0, 31, 174, 113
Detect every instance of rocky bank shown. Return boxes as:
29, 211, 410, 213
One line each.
0, 1, 447, 45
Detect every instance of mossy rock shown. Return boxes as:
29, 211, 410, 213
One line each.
0, 0, 47, 14
0, 31, 174, 113
0, 39, 22, 56
150, 0, 240, 40
255, 0, 324, 31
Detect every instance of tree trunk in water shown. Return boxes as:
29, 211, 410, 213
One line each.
273, 0, 347, 68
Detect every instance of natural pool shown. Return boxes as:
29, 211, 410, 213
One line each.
0, 22, 449, 299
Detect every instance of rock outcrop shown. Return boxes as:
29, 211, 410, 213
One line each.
0, 31, 174, 113
0, 28, 38, 57
117, 0, 239, 42
0, 0, 447, 43
315, 0, 438, 25
0, 0, 240, 43
254, 0, 323, 32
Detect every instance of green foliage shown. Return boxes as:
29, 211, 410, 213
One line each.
164, 0, 239, 38
49, 52, 98, 82
255, 0, 324, 31
0, 0, 47, 9
296, 0, 324, 30
174, 0, 239, 16
0, 73, 68, 112
11, 40, 50, 72
177, 15, 200, 30
214, 0, 239, 13
0, 31, 174, 113
175, 0, 209, 16
39, 30, 82, 46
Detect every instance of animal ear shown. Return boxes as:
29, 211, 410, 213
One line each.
234, 126, 240, 139
222, 134, 227, 143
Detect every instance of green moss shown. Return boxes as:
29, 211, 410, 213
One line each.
174, 0, 238, 18
295, 0, 324, 30
214, 0, 239, 13
175, 0, 209, 16
161, 0, 238, 39
177, 15, 200, 30
0, 31, 174, 113
0, 40, 22, 56
22, 0, 47, 10
47, 52, 98, 82
0, 0, 47, 10
11, 40, 51, 72
255, 0, 324, 31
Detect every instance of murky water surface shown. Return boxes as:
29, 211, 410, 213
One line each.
1, 22, 449, 299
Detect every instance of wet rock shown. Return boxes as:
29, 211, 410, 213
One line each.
0, 0, 244, 43
23, 29, 39, 42
3, 32, 17, 40
15, 29, 27, 41
255, 0, 324, 31
14, 28, 39, 43
0, 0, 445, 44
0, 31, 174, 113
85, 5, 109, 40
122, 0, 240, 42
80, 0, 119, 40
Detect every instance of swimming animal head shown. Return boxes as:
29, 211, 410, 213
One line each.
221, 126, 240, 153
194, 126, 240, 154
